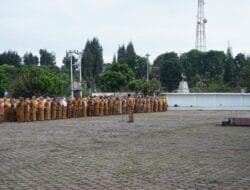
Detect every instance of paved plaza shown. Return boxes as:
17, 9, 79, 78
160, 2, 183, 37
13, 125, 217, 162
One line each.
0, 110, 250, 190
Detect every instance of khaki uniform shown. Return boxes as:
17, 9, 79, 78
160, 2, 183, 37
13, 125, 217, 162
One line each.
73, 99, 78, 118
146, 98, 151, 113
122, 99, 127, 114
45, 100, 51, 120
127, 96, 134, 122
78, 99, 83, 117
118, 99, 122, 114
153, 99, 158, 112
4, 98, 11, 121
24, 99, 30, 122
99, 98, 104, 116
104, 99, 109, 116
108, 98, 114, 115
61, 98, 67, 119
57, 102, 62, 119
30, 97, 37, 121
10, 100, 16, 122
0, 99, 4, 123
113, 98, 119, 115
16, 98, 25, 122
94, 98, 100, 116
37, 98, 45, 121
82, 99, 88, 117
51, 100, 57, 120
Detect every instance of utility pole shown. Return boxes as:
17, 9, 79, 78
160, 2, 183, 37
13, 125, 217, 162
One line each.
68, 50, 83, 98
146, 53, 150, 82
195, 0, 207, 52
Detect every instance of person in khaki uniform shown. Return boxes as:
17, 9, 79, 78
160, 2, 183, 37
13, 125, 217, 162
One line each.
51, 98, 57, 120
30, 96, 37, 121
78, 98, 83, 117
94, 97, 100, 116
108, 97, 114, 115
88, 97, 94, 117
82, 98, 88, 117
61, 97, 67, 119
72, 98, 78, 118
158, 98, 163, 112
16, 97, 25, 122
10, 98, 16, 122
0, 99, 4, 123
122, 98, 127, 114
163, 97, 168, 111
4, 98, 11, 121
56, 99, 62, 119
135, 98, 140, 113
99, 97, 104, 116
45, 98, 51, 120
118, 97, 122, 114
37, 97, 45, 121
113, 97, 119, 115
67, 98, 72, 118
153, 98, 158, 112
146, 97, 151, 113
24, 98, 30, 122
104, 98, 109, 116
127, 94, 134, 122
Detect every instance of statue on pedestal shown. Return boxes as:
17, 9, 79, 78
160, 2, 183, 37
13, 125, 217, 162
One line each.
177, 73, 189, 93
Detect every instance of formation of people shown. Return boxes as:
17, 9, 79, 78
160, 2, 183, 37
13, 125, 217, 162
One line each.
0, 95, 167, 123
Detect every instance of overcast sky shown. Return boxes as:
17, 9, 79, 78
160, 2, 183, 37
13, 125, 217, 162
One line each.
1, 0, 250, 66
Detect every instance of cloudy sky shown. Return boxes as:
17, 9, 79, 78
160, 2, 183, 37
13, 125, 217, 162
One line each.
1, 0, 250, 66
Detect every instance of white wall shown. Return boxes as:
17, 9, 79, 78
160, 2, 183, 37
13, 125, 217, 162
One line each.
163, 93, 250, 110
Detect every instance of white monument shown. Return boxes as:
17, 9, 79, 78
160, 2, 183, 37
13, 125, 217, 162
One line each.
177, 73, 189, 93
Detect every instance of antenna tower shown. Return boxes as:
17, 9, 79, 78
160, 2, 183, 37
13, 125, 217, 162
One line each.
195, 0, 207, 51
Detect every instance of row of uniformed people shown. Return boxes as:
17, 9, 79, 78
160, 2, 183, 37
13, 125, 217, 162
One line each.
0, 96, 167, 123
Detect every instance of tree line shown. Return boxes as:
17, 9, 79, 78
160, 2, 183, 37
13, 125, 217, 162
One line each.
0, 38, 250, 97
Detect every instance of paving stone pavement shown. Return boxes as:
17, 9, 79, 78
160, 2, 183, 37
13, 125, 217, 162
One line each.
0, 110, 250, 190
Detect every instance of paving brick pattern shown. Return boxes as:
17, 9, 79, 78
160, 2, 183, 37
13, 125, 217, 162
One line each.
0, 110, 250, 190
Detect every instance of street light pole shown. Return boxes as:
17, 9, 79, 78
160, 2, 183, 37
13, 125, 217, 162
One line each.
78, 53, 82, 98
146, 53, 150, 82
70, 51, 74, 98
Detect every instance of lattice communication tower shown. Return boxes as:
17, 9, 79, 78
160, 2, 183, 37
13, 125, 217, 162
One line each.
195, 0, 207, 51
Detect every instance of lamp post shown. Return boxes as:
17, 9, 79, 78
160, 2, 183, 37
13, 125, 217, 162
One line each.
145, 53, 150, 82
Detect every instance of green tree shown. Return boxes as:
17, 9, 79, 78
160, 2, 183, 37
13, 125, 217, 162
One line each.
0, 64, 17, 96
100, 63, 134, 92
23, 52, 39, 66
62, 52, 77, 70
223, 56, 234, 86
126, 42, 137, 71
135, 56, 147, 79
128, 79, 146, 94
117, 45, 126, 64
240, 63, 250, 92
12, 66, 67, 97
204, 50, 226, 82
0, 70, 9, 96
154, 52, 182, 92
143, 79, 161, 96
81, 38, 104, 88
100, 71, 126, 93
0, 51, 21, 67
39, 49, 56, 66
